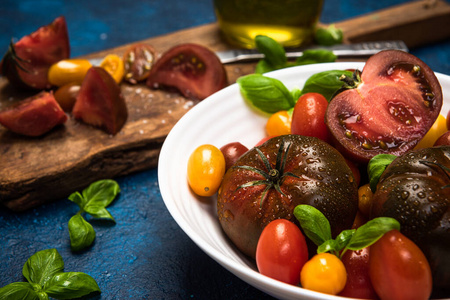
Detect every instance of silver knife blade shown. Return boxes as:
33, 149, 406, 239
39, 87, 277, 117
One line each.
216, 40, 409, 64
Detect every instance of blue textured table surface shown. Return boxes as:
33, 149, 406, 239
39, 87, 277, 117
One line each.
1, 1, 449, 299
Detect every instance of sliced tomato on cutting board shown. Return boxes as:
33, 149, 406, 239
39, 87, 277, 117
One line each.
0, 16, 70, 90
146, 43, 227, 100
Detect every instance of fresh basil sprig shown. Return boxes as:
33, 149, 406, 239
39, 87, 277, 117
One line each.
367, 154, 397, 192
314, 24, 344, 46
0, 248, 100, 300
68, 179, 120, 251
294, 204, 400, 258
254, 35, 337, 74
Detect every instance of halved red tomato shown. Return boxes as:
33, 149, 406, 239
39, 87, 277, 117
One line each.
326, 50, 442, 163
0, 91, 67, 136
0, 16, 70, 90
123, 43, 155, 84
146, 43, 227, 100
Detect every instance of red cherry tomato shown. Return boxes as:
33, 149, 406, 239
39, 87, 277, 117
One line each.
256, 219, 308, 285
339, 247, 377, 299
146, 43, 227, 100
220, 142, 249, 171
255, 136, 274, 147
369, 229, 432, 300
291, 92, 331, 143
434, 130, 450, 146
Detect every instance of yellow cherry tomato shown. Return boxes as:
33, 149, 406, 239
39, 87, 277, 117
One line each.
266, 110, 291, 136
187, 144, 226, 197
415, 114, 447, 149
48, 58, 92, 86
100, 54, 125, 83
300, 252, 347, 295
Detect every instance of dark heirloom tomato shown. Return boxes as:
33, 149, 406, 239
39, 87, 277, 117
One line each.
217, 135, 358, 258
326, 50, 442, 163
123, 43, 156, 84
0, 16, 70, 90
146, 43, 227, 100
0, 91, 67, 136
371, 146, 450, 290
73, 67, 128, 135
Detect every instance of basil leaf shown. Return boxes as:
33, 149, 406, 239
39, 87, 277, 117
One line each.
294, 205, 332, 246
368, 154, 397, 192
22, 249, 64, 287
295, 49, 337, 66
301, 69, 353, 101
84, 206, 115, 221
82, 179, 120, 208
68, 215, 96, 251
237, 74, 294, 113
0, 282, 40, 300
255, 59, 275, 74
317, 239, 337, 254
67, 192, 85, 209
255, 35, 287, 69
335, 229, 356, 251
345, 217, 400, 251
44, 272, 101, 299
290, 87, 302, 102
314, 24, 343, 46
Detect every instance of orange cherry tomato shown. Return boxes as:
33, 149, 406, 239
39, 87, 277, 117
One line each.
300, 252, 347, 295
100, 54, 125, 83
266, 110, 291, 136
187, 144, 226, 197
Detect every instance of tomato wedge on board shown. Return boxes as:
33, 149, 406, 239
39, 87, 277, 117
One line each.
72, 67, 128, 135
146, 43, 227, 100
0, 91, 67, 137
0, 16, 70, 90
325, 50, 443, 163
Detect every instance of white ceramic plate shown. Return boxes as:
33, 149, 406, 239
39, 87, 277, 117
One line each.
158, 62, 449, 300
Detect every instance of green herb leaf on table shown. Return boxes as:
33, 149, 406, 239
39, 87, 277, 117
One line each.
255, 35, 287, 70
68, 215, 96, 251
22, 248, 64, 287
67, 179, 120, 251
295, 49, 337, 66
44, 272, 101, 299
367, 154, 397, 192
0, 249, 100, 300
237, 74, 295, 114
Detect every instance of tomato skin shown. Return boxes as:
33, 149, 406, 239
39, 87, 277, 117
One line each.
300, 252, 347, 295
415, 114, 447, 149
369, 230, 432, 300
48, 59, 93, 87
266, 110, 291, 136
146, 43, 227, 100
187, 144, 226, 197
434, 130, 450, 146
220, 142, 248, 171
339, 248, 377, 299
256, 219, 308, 285
123, 43, 156, 84
291, 93, 331, 143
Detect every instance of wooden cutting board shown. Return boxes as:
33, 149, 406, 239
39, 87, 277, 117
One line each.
1, 0, 450, 211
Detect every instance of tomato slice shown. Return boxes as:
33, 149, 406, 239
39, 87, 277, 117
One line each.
146, 43, 228, 100
0, 91, 67, 136
0, 16, 70, 90
326, 50, 443, 163
100, 54, 125, 84
123, 43, 156, 84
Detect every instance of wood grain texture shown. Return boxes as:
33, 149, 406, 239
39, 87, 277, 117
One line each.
1, 1, 449, 210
